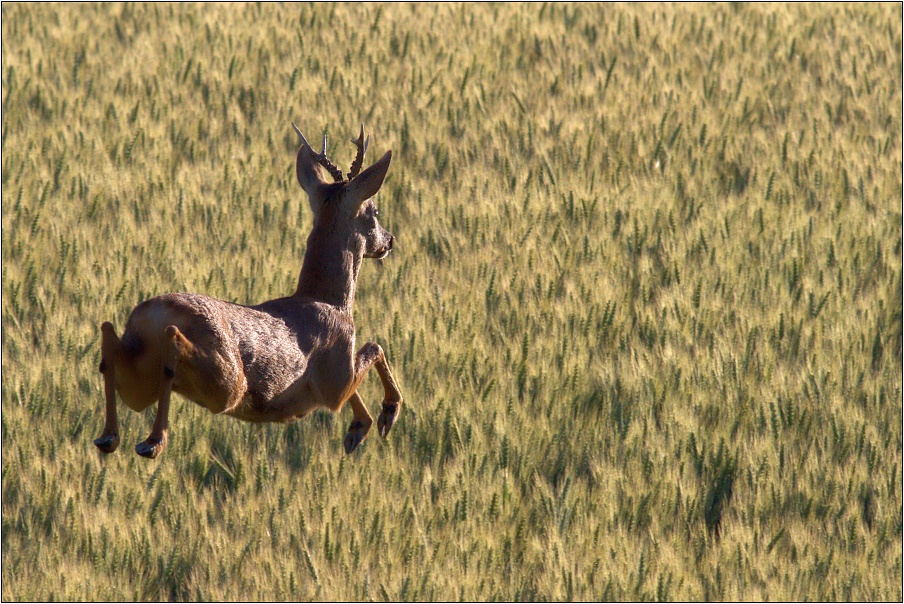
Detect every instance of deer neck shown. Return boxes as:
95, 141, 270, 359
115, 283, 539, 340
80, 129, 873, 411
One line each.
294, 227, 361, 313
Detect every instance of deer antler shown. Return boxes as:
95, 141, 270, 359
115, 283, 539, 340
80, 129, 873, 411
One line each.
347, 124, 370, 180
315, 134, 345, 182
292, 123, 344, 182
292, 122, 311, 149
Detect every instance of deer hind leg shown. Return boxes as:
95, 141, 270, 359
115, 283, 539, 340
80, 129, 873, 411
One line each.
354, 342, 403, 438
343, 391, 374, 454
135, 325, 187, 459
95, 322, 123, 454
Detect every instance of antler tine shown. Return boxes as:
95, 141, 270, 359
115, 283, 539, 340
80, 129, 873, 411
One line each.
311, 132, 344, 182
292, 122, 311, 149
347, 124, 370, 179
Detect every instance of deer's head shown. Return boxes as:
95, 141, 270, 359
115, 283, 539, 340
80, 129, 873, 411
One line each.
293, 123, 395, 261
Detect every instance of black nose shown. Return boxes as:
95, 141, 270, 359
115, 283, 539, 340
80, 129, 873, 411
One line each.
388, 235, 395, 250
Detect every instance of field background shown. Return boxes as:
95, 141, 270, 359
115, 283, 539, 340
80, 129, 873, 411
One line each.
2, 3, 901, 601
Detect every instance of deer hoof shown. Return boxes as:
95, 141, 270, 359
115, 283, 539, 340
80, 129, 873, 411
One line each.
135, 437, 166, 459
94, 433, 120, 454
377, 402, 400, 438
344, 420, 370, 454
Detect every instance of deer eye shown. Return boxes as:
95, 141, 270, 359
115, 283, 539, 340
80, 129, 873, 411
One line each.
373, 208, 380, 217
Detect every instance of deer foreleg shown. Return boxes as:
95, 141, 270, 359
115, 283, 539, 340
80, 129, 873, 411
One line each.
135, 325, 183, 459
343, 391, 374, 454
95, 322, 122, 454
354, 342, 403, 438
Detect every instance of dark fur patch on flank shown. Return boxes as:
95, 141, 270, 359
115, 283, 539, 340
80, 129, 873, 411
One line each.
120, 330, 145, 356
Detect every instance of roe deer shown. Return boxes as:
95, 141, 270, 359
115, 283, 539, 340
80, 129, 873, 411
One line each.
95, 123, 403, 458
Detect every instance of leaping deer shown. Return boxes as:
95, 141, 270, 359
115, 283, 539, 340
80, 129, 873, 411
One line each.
95, 123, 403, 458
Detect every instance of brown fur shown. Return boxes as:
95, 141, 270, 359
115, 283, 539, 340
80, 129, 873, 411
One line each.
95, 124, 403, 458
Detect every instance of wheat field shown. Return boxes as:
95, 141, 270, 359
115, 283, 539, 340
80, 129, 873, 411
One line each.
1, 3, 901, 601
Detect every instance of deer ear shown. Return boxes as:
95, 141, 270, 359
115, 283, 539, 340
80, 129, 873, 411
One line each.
343, 150, 392, 213
296, 145, 334, 211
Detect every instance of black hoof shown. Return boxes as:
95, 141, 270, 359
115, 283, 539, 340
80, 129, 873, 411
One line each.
377, 402, 400, 438
135, 438, 165, 459
344, 431, 364, 454
94, 434, 120, 454
344, 420, 370, 454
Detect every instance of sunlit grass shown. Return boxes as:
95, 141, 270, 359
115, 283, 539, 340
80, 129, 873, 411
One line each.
2, 2, 901, 600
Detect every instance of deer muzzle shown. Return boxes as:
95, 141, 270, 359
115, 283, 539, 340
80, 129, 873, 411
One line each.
379, 235, 395, 259
368, 234, 394, 260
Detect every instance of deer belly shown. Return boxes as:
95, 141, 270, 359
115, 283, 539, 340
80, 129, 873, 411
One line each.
245, 358, 306, 400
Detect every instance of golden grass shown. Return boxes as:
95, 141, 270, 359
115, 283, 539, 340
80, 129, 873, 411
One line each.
2, 2, 901, 600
